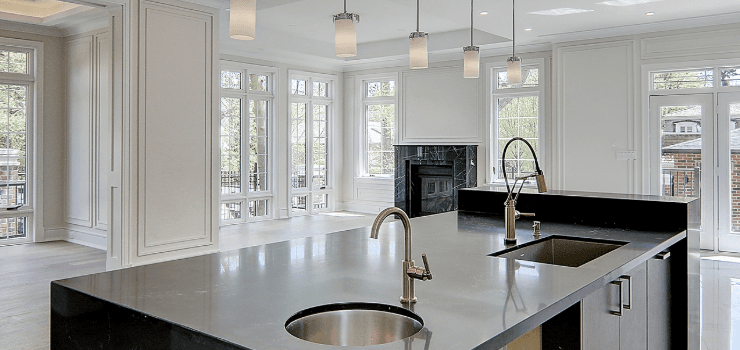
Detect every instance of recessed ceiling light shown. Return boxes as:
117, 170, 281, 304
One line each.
529, 8, 594, 16
480, 11, 489, 15
646, 11, 655, 16
599, 0, 662, 6
524, 28, 532, 31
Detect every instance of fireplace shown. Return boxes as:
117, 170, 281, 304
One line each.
395, 145, 477, 218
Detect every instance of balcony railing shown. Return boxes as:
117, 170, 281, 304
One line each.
661, 167, 700, 198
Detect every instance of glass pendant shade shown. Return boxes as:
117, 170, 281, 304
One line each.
229, 0, 256, 40
334, 13, 358, 57
409, 32, 428, 69
463, 46, 479, 78
507, 56, 522, 84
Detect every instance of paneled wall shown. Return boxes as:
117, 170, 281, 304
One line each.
106, 0, 221, 267
553, 40, 637, 194
64, 29, 110, 249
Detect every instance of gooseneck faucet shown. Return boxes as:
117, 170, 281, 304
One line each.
501, 137, 547, 245
370, 207, 432, 304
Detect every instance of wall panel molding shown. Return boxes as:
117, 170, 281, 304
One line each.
641, 27, 740, 60
399, 66, 483, 145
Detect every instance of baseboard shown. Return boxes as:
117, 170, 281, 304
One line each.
45, 227, 107, 251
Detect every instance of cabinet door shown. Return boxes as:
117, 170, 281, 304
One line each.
620, 262, 647, 350
647, 254, 672, 349
582, 281, 620, 350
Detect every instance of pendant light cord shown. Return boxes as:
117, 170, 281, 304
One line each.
470, 0, 474, 46
416, 0, 420, 32
343, 0, 347, 13
512, 0, 515, 57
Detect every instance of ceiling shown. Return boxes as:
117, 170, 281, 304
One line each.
218, 0, 740, 68
2, 0, 740, 68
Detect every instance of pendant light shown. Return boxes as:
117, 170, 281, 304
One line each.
230, 0, 256, 40
506, 0, 522, 84
409, 0, 428, 69
333, 0, 360, 57
463, 0, 479, 78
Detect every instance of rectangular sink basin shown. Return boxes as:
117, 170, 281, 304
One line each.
489, 235, 627, 267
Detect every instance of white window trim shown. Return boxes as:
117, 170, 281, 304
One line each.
487, 58, 545, 186
219, 61, 277, 226
288, 70, 337, 216
355, 72, 399, 179
0, 37, 43, 244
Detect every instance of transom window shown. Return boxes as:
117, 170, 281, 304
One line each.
362, 78, 396, 177
219, 64, 275, 225
490, 63, 544, 183
652, 69, 714, 90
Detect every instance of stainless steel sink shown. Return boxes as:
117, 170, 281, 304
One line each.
285, 302, 423, 346
489, 235, 627, 267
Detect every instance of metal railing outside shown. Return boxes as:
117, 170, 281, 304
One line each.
661, 167, 700, 198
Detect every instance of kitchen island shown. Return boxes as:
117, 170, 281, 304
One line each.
51, 191, 698, 349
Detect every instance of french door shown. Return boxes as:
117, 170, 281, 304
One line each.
717, 92, 740, 251
651, 92, 740, 252
650, 94, 714, 250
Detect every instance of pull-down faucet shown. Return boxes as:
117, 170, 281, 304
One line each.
501, 137, 547, 245
370, 207, 432, 304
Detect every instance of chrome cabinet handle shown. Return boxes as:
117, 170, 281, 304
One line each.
654, 251, 671, 260
610, 280, 624, 317
620, 275, 632, 310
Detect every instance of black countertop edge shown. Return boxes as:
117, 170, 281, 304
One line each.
461, 185, 697, 204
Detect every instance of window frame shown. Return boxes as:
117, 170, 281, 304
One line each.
357, 73, 398, 178
219, 62, 277, 225
0, 38, 43, 245
488, 59, 545, 186
288, 70, 336, 216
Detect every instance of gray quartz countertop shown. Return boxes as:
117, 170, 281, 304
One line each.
54, 212, 684, 349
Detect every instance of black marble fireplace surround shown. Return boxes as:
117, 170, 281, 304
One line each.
394, 145, 477, 217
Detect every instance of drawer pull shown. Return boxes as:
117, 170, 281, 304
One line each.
610, 280, 624, 317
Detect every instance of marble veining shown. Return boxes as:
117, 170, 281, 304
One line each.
394, 145, 477, 216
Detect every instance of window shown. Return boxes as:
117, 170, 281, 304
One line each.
652, 69, 714, 90
219, 64, 275, 225
362, 78, 396, 176
289, 72, 335, 215
0, 42, 38, 244
490, 63, 544, 183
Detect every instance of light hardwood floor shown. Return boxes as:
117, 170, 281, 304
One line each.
0, 241, 107, 350
0, 211, 379, 349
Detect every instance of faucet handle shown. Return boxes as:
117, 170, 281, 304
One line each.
407, 254, 433, 281
421, 254, 432, 280
515, 211, 535, 219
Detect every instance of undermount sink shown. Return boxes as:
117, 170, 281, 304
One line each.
489, 235, 627, 267
285, 302, 423, 346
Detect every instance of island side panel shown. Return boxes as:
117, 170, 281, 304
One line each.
50, 283, 246, 350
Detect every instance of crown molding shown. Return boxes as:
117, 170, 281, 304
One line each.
539, 11, 740, 44
0, 19, 64, 37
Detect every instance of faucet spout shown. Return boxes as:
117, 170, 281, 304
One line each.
370, 207, 412, 262
370, 207, 431, 304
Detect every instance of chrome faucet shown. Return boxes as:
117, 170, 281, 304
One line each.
370, 207, 432, 304
501, 137, 547, 245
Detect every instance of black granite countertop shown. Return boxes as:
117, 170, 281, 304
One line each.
53, 212, 684, 349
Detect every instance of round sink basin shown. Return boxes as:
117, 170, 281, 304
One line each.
285, 302, 423, 346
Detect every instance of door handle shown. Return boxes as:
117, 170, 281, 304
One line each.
620, 275, 632, 310
610, 280, 624, 317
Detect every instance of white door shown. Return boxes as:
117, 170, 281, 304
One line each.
717, 92, 740, 252
650, 94, 715, 250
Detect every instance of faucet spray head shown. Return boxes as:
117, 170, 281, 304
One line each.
535, 172, 547, 193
